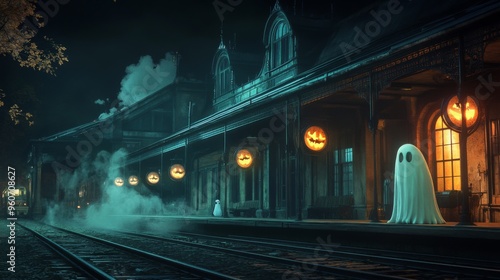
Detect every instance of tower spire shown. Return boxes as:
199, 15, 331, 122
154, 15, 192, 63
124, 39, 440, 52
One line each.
218, 22, 225, 49
273, 0, 282, 13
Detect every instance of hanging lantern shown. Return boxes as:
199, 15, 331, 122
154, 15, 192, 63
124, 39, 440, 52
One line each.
442, 95, 480, 134
114, 177, 124, 187
236, 148, 254, 168
304, 126, 327, 151
128, 175, 139, 186
169, 164, 186, 181
146, 171, 160, 185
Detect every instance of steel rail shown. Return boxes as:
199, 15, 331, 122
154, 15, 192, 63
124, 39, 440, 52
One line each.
181, 231, 500, 279
117, 229, 500, 279
182, 231, 500, 279
47, 224, 238, 280
110, 229, 410, 280
18, 222, 114, 280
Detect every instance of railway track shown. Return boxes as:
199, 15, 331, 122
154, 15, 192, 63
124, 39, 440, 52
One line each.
17, 221, 235, 279
17, 220, 500, 279
115, 229, 500, 280
179, 231, 500, 275
53, 224, 340, 279
0, 223, 90, 280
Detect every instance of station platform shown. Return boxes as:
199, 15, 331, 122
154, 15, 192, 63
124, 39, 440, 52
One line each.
119, 215, 500, 259
131, 215, 500, 239
18, 212, 500, 261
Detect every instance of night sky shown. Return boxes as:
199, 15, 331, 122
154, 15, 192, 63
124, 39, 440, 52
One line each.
1, 0, 373, 174
1, 0, 275, 138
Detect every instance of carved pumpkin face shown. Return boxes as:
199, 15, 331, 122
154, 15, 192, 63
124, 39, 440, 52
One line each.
445, 95, 478, 129
236, 149, 253, 168
169, 164, 185, 180
304, 126, 327, 151
128, 175, 139, 186
146, 171, 160, 185
114, 177, 124, 187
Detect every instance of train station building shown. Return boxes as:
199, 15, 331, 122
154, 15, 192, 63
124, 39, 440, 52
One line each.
29, 0, 500, 224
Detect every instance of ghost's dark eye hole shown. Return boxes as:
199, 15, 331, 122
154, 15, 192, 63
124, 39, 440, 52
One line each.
398, 152, 403, 163
406, 152, 412, 162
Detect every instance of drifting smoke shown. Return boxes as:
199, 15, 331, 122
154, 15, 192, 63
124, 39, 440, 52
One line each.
94, 98, 106, 105
85, 149, 162, 229
44, 148, 190, 231
97, 52, 177, 120
44, 154, 96, 225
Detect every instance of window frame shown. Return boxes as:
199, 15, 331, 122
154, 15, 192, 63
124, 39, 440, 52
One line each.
270, 20, 292, 69
434, 115, 462, 192
215, 55, 231, 97
333, 147, 354, 196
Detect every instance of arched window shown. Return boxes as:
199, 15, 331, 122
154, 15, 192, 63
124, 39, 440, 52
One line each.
435, 116, 461, 191
216, 56, 231, 97
271, 21, 291, 69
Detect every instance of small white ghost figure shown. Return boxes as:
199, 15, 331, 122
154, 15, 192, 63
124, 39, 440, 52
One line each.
388, 144, 446, 224
213, 199, 222, 217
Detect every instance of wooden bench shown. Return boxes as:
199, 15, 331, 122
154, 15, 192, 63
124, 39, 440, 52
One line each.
436, 191, 462, 208
306, 195, 354, 219
229, 200, 260, 217
436, 190, 463, 222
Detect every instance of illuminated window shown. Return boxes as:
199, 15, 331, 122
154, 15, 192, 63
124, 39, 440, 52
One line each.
333, 148, 353, 196
271, 21, 292, 69
435, 116, 461, 191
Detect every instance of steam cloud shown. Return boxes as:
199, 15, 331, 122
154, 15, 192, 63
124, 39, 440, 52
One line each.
94, 99, 106, 105
44, 149, 189, 231
98, 52, 177, 120
44, 52, 182, 229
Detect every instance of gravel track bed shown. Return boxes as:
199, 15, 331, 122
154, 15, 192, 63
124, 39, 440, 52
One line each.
76, 227, 339, 279
0, 221, 88, 280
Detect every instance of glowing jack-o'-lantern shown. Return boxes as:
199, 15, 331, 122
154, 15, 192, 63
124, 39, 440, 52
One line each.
236, 149, 253, 168
128, 175, 139, 186
114, 177, 124, 187
304, 126, 327, 151
146, 171, 160, 185
442, 95, 480, 134
169, 164, 186, 181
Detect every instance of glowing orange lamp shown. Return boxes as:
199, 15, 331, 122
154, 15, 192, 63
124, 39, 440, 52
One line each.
114, 177, 124, 187
304, 126, 327, 151
128, 175, 139, 186
169, 164, 186, 181
442, 95, 480, 134
236, 149, 254, 168
146, 171, 160, 185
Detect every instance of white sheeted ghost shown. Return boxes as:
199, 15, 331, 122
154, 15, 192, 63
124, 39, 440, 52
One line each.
387, 144, 445, 224
213, 199, 222, 217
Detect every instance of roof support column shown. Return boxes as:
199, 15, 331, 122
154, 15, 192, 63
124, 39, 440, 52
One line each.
296, 95, 303, 221
223, 125, 229, 217
457, 35, 475, 226
369, 73, 381, 222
